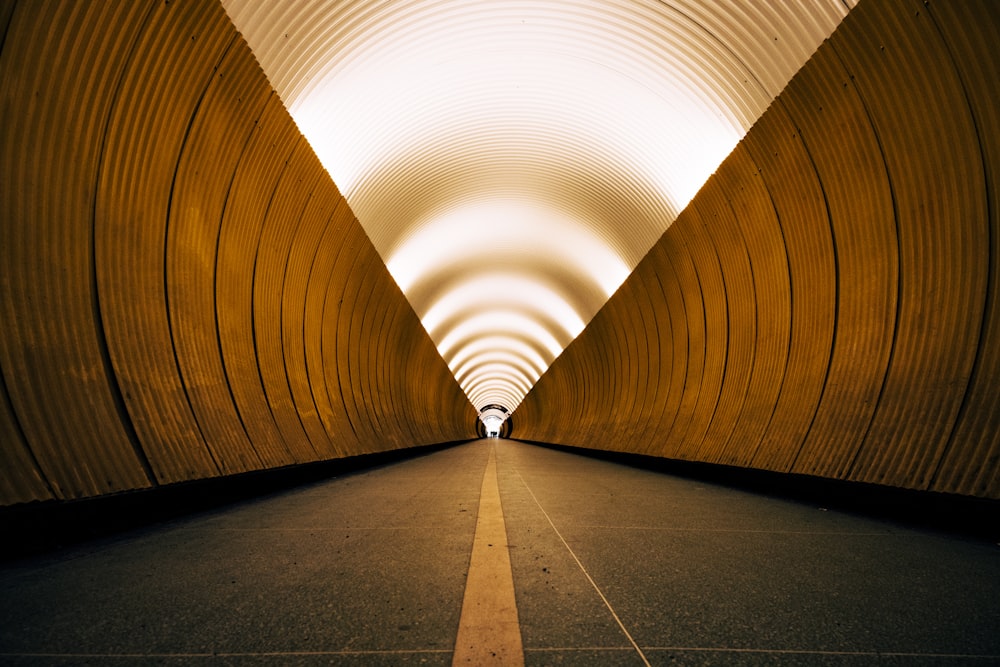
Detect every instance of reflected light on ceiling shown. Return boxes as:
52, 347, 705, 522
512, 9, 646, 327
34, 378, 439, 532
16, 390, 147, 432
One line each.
221, 0, 857, 412
455, 352, 542, 387
421, 273, 587, 340
438, 311, 565, 361
449, 336, 550, 380
388, 202, 630, 299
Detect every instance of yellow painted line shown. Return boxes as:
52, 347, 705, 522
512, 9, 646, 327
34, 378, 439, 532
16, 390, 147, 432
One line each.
453, 442, 524, 665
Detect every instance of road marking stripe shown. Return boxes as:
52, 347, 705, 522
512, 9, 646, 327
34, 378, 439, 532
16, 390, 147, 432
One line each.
453, 443, 524, 665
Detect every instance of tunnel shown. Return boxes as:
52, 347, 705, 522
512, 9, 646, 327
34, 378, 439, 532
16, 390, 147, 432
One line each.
2, 0, 996, 508
1, 0, 999, 662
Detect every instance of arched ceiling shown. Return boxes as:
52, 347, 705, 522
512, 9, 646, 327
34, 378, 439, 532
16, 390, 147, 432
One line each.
221, 0, 857, 413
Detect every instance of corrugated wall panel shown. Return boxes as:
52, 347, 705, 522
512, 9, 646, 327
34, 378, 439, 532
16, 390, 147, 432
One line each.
668, 209, 728, 460
0, 1, 55, 506
0, 2, 13, 49
1, 0, 476, 509
518, 0, 999, 500
781, 39, 898, 481
216, 94, 302, 469
0, 369, 51, 504
693, 155, 763, 467
572, 325, 600, 444
338, 241, 383, 452
320, 223, 369, 446
599, 301, 629, 451
96, 0, 225, 484
743, 103, 836, 473
643, 243, 690, 454
302, 199, 359, 459
355, 274, 392, 450
930, 0, 1000, 498
371, 280, 406, 449
835, 0, 988, 490
629, 263, 666, 455
254, 143, 326, 463
373, 294, 408, 446
713, 145, 791, 468
1, 1, 154, 499
656, 233, 704, 460
381, 290, 418, 445
167, 29, 267, 476
280, 173, 342, 460
611, 294, 639, 450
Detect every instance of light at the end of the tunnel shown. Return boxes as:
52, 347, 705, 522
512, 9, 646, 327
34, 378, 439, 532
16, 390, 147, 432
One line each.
482, 414, 503, 437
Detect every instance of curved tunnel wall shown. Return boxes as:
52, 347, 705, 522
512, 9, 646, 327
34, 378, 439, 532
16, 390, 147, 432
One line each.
517, 0, 1000, 500
0, 0, 476, 507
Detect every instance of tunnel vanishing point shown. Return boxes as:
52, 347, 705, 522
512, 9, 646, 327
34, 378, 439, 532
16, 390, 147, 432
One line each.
1, 0, 998, 522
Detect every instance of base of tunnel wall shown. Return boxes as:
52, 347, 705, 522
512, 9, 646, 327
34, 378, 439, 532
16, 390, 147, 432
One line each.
517, 440, 1000, 543
0, 440, 477, 561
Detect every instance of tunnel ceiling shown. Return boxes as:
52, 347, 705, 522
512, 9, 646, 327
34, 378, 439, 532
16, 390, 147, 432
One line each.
221, 0, 857, 413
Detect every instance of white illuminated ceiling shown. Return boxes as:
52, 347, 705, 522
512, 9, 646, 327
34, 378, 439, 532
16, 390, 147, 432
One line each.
221, 0, 856, 414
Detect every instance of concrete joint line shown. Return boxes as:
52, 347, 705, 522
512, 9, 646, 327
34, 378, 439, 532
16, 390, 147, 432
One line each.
453, 443, 524, 665
516, 468, 652, 667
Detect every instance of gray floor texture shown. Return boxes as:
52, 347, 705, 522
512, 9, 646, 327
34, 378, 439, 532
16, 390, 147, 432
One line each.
1, 439, 998, 665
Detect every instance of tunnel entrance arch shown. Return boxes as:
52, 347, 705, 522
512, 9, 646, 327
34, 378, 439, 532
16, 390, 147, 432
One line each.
476, 404, 513, 439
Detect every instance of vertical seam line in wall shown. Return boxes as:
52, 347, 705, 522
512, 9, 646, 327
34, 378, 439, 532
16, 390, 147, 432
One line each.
213, 37, 273, 469
88, 0, 164, 488
920, 1, 994, 493
641, 271, 662, 442
715, 187, 760, 464
615, 296, 640, 443
312, 200, 355, 455
650, 251, 685, 443
329, 238, 363, 443
162, 30, 232, 476
739, 150, 793, 467
643, 264, 672, 448
694, 213, 733, 454
0, 355, 57, 498
372, 288, 400, 442
828, 35, 903, 484
299, 204, 340, 454
0, 2, 16, 62
354, 256, 385, 442
668, 235, 706, 448
775, 97, 842, 475
250, 107, 299, 463
354, 270, 384, 442
630, 269, 659, 452
278, 173, 325, 460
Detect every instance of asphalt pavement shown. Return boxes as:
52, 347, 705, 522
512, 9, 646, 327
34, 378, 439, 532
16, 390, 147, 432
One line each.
1, 439, 998, 665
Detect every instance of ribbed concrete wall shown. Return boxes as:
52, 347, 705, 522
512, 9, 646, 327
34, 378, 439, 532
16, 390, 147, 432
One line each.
517, 0, 1000, 500
0, 0, 476, 507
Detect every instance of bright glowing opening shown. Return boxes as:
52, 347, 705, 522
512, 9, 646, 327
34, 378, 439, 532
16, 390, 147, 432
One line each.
482, 414, 503, 438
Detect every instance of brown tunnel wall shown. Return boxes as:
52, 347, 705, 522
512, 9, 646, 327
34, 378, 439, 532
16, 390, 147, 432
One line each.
0, 0, 477, 507
516, 0, 1000, 500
